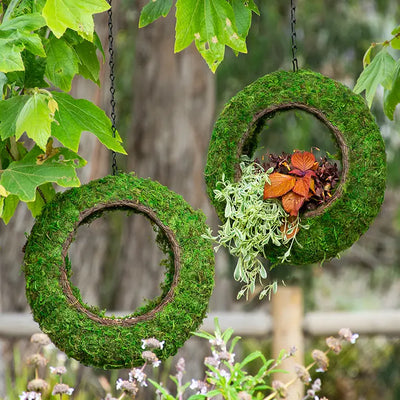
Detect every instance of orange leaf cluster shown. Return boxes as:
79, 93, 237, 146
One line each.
264, 151, 317, 216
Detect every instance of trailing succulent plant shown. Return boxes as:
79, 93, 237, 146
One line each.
206, 150, 339, 300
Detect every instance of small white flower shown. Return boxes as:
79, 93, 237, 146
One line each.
19, 392, 41, 400
190, 380, 208, 395
30, 333, 51, 346
50, 366, 67, 375
153, 360, 161, 368
209, 337, 224, 347
116, 378, 123, 391
312, 378, 322, 391
204, 356, 220, 368
141, 338, 165, 350
350, 333, 359, 344
129, 368, 148, 386
115, 379, 138, 395
52, 383, 74, 396
338, 328, 359, 344
219, 369, 231, 380
190, 379, 199, 390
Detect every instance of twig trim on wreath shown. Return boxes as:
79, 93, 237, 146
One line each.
24, 173, 215, 368
205, 69, 386, 265
59, 201, 181, 326
235, 102, 349, 218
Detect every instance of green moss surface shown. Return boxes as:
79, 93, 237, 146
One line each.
23, 173, 215, 369
205, 69, 386, 265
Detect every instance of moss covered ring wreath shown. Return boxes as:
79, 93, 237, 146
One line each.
205, 70, 386, 265
24, 173, 215, 369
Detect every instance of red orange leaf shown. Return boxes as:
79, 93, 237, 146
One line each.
282, 191, 306, 216
291, 151, 316, 172
263, 173, 296, 199
292, 175, 312, 197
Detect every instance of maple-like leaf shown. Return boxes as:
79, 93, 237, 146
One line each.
263, 172, 296, 199
291, 151, 316, 172
282, 191, 306, 216
292, 174, 313, 197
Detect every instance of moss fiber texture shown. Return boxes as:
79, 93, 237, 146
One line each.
205, 70, 386, 265
24, 173, 215, 369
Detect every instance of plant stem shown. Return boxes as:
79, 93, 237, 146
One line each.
262, 349, 330, 400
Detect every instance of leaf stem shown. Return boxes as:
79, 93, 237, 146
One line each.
37, 187, 47, 204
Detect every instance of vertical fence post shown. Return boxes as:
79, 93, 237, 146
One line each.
272, 286, 304, 399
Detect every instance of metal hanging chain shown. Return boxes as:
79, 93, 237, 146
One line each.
290, 0, 299, 72
107, 0, 118, 175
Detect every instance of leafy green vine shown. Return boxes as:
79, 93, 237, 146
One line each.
0, 0, 126, 224
354, 24, 400, 119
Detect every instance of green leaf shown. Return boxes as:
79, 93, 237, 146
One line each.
175, 0, 203, 53
0, 13, 46, 32
175, 0, 246, 72
0, 14, 46, 73
245, 0, 260, 15
384, 60, 400, 120
45, 35, 80, 91
221, 327, 234, 342
16, 92, 53, 150
391, 36, 400, 50
0, 72, 7, 94
239, 350, 263, 368
139, 0, 173, 28
0, 95, 29, 140
42, 0, 110, 41
26, 182, 56, 217
362, 44, 374, 67
0, 39, 25, 72
195, 39, 225, 72
231, 0, 252, 38
0, 194, 19, 224
22, 51, 48, 88
204, 0, 247, 53
74, 40, 100, 85
93, 31, 105, 61
353, 48, 396, 107
0, 146, 85, 202
51, 92, 126, 154
391, 25, 400, 35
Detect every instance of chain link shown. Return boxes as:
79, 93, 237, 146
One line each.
290, 0, 299, 72
107, 0, 118, 175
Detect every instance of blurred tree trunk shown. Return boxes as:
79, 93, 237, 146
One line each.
114, 3, 216, 310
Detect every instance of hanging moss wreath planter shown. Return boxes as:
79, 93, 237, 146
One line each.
205, 69, 386, 266
23, 173, 215, 369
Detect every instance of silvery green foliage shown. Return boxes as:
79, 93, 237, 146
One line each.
204, 160, 301, 300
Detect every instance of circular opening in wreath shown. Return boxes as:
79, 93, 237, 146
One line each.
60, 201, 181, 327
237, 103, 349, 218
68, 210, 168, 311
253, 109, 341, 162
